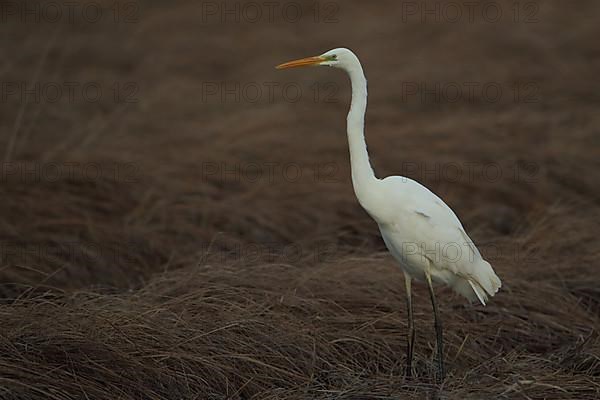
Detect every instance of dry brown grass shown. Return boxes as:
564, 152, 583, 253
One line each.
1, 0, 600, 398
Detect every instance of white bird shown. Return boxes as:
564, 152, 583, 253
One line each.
276, 48, 501, 381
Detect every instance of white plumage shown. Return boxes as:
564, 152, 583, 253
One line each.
372, 176, 501, 305
277, 47, 501, 382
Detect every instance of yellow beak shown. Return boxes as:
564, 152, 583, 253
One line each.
276, 56, 325, 69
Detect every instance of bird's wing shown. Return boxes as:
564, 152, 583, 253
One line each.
380, 176, 492, 276
377, 176, 501, 302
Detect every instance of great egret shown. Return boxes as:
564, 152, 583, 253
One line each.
276, 48, 501, 381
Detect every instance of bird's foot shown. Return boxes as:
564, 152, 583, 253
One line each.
404, 366, 413, 381
435, 364, 446, 385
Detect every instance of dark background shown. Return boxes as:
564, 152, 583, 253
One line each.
1, 0, 599, 398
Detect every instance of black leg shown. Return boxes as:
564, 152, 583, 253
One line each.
404, 272, 415, 378
425, 272, 445, 382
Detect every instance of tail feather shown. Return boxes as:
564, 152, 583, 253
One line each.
477, 260, 502, 298
468, 280, 487, 306
452, 260, 501, 305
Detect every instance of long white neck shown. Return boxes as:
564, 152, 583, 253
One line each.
343, 58, 378, 203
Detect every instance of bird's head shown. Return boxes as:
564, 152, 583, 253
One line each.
276, 48, 357, 70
